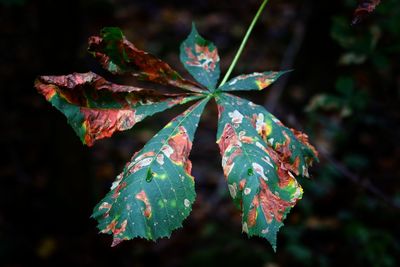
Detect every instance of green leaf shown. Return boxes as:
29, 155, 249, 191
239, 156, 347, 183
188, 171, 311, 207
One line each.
88, 27, 204, 93
180, 23, 220, 91
92, 98, 209, 246
35, 72, 203, 146
215, 93, 317, 250
218, 71, 289, 92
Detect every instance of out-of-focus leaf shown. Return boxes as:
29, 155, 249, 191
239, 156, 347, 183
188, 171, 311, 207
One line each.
180, 23, 220, 91
92, 98, 209, 246
306, 94, 351, 117
0, 0, 26, 6
339, 53, 367, 65
335, 76, 355, 96
215, 93, 317, 250
88, 27, 204, 93
352, 0, 381, 25
219, 71, 289, 92
35, 72, 203, 146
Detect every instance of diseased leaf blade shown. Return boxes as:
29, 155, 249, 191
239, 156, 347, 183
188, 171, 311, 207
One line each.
88, 27, 204, 93
180, 23, 220, 91
35, 72, 203, 146
215, 93, 317, 250
219, 71, 289, 92
227, 94, 318, 176
352, 0, 381, 25
92, 98, 209, 246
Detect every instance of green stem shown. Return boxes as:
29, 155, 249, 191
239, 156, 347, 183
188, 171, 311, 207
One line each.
219, 0, 269, 87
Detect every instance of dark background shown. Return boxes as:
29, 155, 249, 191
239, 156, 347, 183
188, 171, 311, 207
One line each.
1, 0, 399, 266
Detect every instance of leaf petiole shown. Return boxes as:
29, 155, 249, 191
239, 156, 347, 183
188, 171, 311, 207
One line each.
219, 0, 269, 87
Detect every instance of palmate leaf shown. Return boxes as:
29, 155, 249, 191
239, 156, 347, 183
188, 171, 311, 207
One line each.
180, 23, 220, 91
88, 27, 204, 93
36, 25, 318, 250
92, 98, 209, 246
35, 72, 202, 146
215, 93, 317, 250
219, 71, 289, 92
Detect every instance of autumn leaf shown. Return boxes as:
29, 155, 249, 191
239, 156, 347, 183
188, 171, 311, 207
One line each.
36, 25, 318, 250
215, 93, 317, 250
35, 72, 202, 146
180, 23, 221, 91
352, 0, 381, 25
88, 27, 204, 93
91, 98, 209, 246
219, 71, 289, 92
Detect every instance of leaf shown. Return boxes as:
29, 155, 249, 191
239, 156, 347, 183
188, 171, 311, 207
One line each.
219, 71, 289, 92
92, 98, 209, 246
222, 93, 318, 177
36, 24, 319, 251
215, 93, 317, 250
35, 72, 203, 146
88, 27, 204, 93
180, 23, 221, 91
352, 0, 381, 25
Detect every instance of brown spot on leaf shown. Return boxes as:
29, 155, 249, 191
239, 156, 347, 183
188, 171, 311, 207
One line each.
239, 179, 247, 191
247, 197, 259, 227
168, 126, 193, 176
185, 44, 219, 72
258, 178, 293, 223
81, 108, 138, 146
112, 182, 127, 199
136, 190, 152, 218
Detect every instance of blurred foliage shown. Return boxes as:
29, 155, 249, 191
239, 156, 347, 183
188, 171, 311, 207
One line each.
0, 0, 27, 6
0, 0, 399, 267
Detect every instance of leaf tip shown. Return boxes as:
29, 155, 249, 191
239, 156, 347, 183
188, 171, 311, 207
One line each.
190, 21, 198, 34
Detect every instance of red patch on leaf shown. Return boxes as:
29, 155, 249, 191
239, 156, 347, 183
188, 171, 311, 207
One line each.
135, 190, 152, 218
248, 197, 259, 227
290, 128, 319, 164
218, 124, 239, 155
168, 126, 193, 173
218, 124, 243, 177
81, 108, 138, 146
239, 179, 247, 190
35, 81, 57, 101
185, 44, 219, 72
248, 178, 293, 226
112, 181, 127, 199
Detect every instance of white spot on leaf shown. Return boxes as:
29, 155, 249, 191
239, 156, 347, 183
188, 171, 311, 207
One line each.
252, 162, 268, 181
244, 188, 251, 195
262, 156, 274, 168
228, 183, 237, 199
228, 110, 244, 124
242, 222, 249, 233
184, 199, 190, 208
156, 154, 164, 165
161, 145, 174, 158
255, 113, 264, 133
262, 228, 269, 234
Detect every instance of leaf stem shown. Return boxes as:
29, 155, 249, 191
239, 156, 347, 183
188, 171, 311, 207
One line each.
219, 0, 269, 87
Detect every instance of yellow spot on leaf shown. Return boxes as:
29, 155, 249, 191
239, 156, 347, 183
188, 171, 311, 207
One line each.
255, 77, 273, 90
